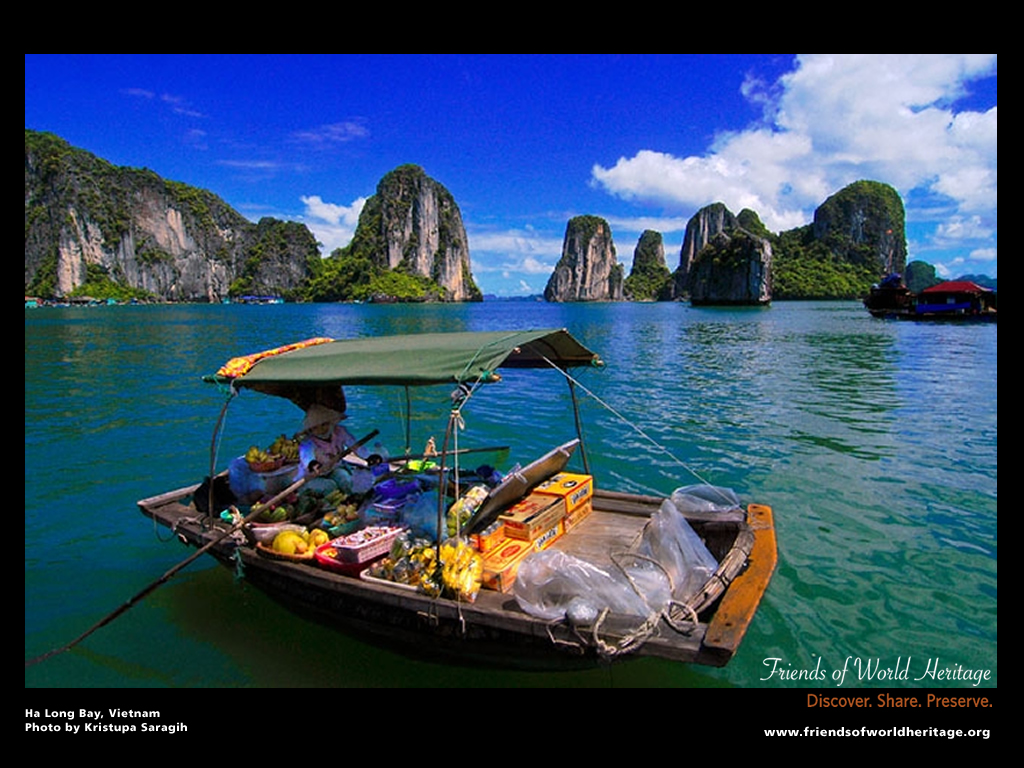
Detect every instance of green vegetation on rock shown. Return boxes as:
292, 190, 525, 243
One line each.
769, 180, 907, 300
623, 230, 672, 300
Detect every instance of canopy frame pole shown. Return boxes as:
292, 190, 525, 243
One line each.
404, 386, 412, 455
567, 376, 590, 475
206, 384, 238, 522
436, 410, 456, 550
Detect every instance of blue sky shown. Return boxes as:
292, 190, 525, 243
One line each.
25, 54, 997, 295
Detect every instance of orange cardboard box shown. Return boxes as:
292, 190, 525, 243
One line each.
481, 537, 535, 593
499, 493, 566, 541
534, 473, 593, 513
470, 521, 506, 554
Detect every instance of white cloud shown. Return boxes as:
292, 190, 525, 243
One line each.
591, 54, 997, 248
291, 121, 369, 147
935, 215, 993, 244
466, 226, 563, 276
299, 195, 366, 254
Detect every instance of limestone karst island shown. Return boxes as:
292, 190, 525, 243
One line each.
27, 129, 962, 306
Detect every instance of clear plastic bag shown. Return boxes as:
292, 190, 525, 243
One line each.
636, 498, 719, 602
513, 549, 657, 623
403, 490, 442, 540
670, 484, 740, 513
512, 496, 721, 626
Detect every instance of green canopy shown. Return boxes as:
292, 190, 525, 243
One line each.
210, 329, 602, 393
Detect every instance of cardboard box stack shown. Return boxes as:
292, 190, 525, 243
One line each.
475, 472, 596, 593
534, 472, 593, 532
500, 494, 566, 544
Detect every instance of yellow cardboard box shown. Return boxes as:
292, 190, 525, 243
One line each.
499, 493, 566, 541
562, 499, 593, 533
481, 537, 535, 593
534, 473, 593, 514
531, 518, 565, 551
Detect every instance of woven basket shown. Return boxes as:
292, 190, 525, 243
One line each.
248, 455, 285, 473
255, 540, 315, 562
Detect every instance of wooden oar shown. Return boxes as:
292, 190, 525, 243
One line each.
25, 429, 379, 668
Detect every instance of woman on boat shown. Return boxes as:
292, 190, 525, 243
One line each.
227, 385, 368, 505
297, 402, 370, 479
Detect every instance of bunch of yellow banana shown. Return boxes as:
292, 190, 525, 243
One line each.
269, 434, 300, 463
440, 538, 483, 602
245, 445, 276, 466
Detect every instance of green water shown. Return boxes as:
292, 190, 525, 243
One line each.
25, 301, 996, 689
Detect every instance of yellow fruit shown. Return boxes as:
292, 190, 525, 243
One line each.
309, 529, 329, 547
271, 531, 307, 555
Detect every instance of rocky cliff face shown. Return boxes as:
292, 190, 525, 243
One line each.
25, 130, 319, 301
670, 202, 772, 303
674, 202, 738, 293
687, 230, 773, 305
358, 165, 480, 301
544, 216, 623, 302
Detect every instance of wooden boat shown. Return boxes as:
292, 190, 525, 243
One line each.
864, 273, 914, 318
137, 329, 777, 668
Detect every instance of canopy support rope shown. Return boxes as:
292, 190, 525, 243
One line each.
537, 354, 731, 504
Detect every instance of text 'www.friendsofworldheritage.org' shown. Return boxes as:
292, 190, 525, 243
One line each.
763, 726, 990, 740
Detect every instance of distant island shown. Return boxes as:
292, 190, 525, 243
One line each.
25, 129, 993, 305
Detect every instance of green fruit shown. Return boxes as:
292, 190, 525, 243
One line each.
270, 507, 289, 522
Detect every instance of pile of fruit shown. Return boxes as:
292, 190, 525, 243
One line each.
320, 489, 360, 526
255, 502, 295, 523
245, 444, 282, 471
269, 434, 301, 464
245, 434, 301, 471
270, 528, 330, 556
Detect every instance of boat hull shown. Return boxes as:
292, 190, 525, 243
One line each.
138, 486, 776, 669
